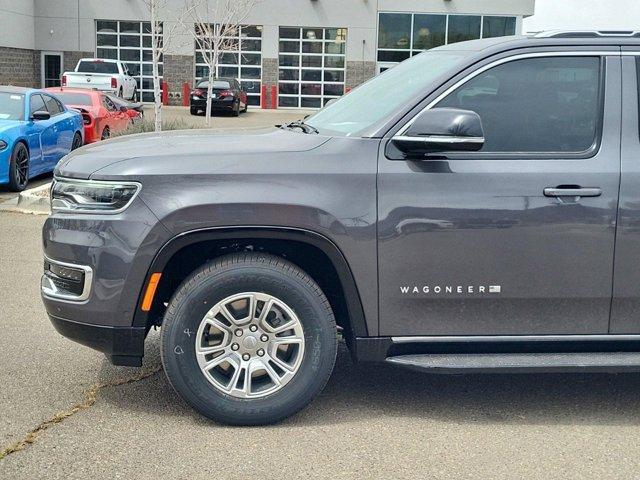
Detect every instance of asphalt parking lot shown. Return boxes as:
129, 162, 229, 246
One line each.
2, 211, 640, 479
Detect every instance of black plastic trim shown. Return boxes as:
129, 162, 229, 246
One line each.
132, 226, 369, 337
49, 314, 145, 366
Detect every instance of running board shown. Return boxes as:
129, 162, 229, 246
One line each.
386, 352, 640, 374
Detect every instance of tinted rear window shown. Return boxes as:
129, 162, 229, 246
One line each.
0, 92, 24, 120
197, 80, 231, 89
54, 92, 93, 106
77, 61, 119, 74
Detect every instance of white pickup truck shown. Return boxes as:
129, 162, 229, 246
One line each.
62, 58, 138, 101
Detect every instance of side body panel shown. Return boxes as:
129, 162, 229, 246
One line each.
377, 52, 622, 336
611, 52, 640, 333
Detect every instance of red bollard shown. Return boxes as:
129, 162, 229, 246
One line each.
261, 84, 267, 109
161, 81, 169, 106
270, 85, 277, 109
182, 82, 190, 106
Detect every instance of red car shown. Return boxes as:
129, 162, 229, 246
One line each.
45, 87, 131, 143
105, 93, 144, 124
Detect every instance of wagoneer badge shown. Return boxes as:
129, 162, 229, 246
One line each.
400, 285, 502, 295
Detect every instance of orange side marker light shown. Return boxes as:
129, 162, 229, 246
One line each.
141, 272, 162, 312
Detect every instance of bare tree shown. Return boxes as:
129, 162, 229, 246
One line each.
142, 0, 197, 131
181, 0, 257, 126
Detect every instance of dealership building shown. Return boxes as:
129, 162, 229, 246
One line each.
0, 0, 535, 108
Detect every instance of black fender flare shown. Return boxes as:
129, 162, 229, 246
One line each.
132, 226, 369, 336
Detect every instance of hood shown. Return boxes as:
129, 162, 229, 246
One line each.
55, 127, 331, 179
0, 119, 23, 134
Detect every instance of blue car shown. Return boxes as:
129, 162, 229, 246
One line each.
0, 86, 84, 191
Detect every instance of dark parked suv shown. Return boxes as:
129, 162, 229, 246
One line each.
42, 32, 640, 425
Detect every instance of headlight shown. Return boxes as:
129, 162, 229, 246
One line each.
0, 140, 7, 151
51, 178, 141, 214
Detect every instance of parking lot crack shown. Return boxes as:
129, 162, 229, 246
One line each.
0, 365, 161, 461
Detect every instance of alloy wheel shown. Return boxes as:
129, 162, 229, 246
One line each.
195, 292, 305, 399
14, 146, 28, 189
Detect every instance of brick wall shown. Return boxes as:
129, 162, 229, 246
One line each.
164, 54, 194, 105
262, 57, 278, 108
0, 47, 38, 88
63, 51, 94, 74
346, 60, 376, 90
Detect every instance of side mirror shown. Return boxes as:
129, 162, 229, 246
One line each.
391, 108, 484, 157
31, 110, 50, 121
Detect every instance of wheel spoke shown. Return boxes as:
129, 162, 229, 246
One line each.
202, 350, 235, 370
267, 350, 297, 373
260, 358, 282, 386
203, 316, 232, 336
196, 343, 227, 356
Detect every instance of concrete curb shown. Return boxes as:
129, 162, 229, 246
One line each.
0, 182, 51, 215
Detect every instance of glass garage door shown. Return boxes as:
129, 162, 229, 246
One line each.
95, 20, 162, 102
278, 27, 347, 108
195, 25, 263, 107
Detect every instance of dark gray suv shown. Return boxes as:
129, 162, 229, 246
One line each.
42, 32, 640, 425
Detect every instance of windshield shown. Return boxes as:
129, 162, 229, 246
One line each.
305, 50, 471, 136
53, 92, 93, 106
77, 61, 119, 74
0, 92, 24, 120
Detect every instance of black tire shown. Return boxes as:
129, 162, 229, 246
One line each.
131, 88, 138, 102
242, 102, 248, 113
101, 127, 110, 140
190, 106, 198, 115
160, 253, 337, 426
8, 142, 29, 192
118, 87, 123, 98
71, 132, 83, 150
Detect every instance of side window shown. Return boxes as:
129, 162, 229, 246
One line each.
436, 56, 602, 153
55, 98, 65, 113
102, 96, 116, 111
29, 94, 47, 116
43, 95, 62, 116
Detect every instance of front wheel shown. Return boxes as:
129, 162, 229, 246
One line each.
160, 253, 337, 425
8, 142, 29, 191
101, 127, 110, 140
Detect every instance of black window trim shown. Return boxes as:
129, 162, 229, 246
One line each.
29, 93, 47, 117
42, 94, 63, 117
391, 50, 611, 161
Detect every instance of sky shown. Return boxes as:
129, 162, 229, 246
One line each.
523, 0, 640, 33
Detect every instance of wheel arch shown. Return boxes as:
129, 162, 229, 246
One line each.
132, 227, 369, 341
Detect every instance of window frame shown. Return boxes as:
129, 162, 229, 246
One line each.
95, 20, 161, 103
277, 26, 347, 109
42, 94, 63, 117
194, 24, 263, 107
376, 12, 517, 65
29, 94, 47, 117
391, 51, 608, 160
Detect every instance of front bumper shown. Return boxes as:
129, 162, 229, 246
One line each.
41, 194, 172, 365
49, 315, 146, 366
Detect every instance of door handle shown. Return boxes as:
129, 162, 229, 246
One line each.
544, 187, 602, 198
